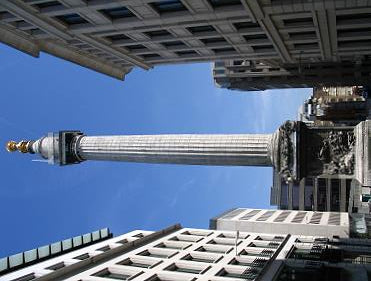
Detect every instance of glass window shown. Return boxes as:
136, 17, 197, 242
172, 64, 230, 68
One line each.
55, 14, 88, 25
100, 7, 135, 20
150, 1, 188, 14
304, 178, 314, 211
187, 25, 216, 34
208, 0, 241, 8
233, 22, 260, 30
280, 182, 288, 209
292, 184, 299, 210
34, 1, 62, 9
331, 179, 340, 211
201, 37, 227, 45
244, 34, 268, 41
317, 179, 327, 211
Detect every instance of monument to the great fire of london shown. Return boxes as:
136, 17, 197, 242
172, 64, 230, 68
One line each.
6, 119, 371, 189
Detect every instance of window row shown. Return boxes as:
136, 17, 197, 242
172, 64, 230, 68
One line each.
37, 1, 245, 26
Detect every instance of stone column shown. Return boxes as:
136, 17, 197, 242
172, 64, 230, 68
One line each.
75, 134, 274, 166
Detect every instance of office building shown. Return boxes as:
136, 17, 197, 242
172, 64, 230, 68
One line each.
1, 1, 371, 89
210, 208, 350, 238
2, 224, 371, 281
212, 1, 371, 91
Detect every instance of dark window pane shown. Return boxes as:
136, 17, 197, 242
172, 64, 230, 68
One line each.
292, 184, 299, 210
331, 179, 340, 211
201, 37, 227, 44
56, 13, 88, 25
317, 179, 327, 211
304, 178, 314, 211
208, 0, 241, 8
244, 34, 268, 41
126, 44, 146, 51
188, 25, 216, 34
151, 1, 187, 14
34, 1, 62, 9
100, 7, 135, 20
280, 181, 288, 209
106, 34, 130, 42
234, 21, 260, 30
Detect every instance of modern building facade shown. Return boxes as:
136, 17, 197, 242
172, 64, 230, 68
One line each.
2, 225, 371, 281
212, 2, 371, 90
2, 1, 371, 89
210, 208, 350, 238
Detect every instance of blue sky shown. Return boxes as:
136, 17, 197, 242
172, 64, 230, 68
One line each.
0, 43, 311, 257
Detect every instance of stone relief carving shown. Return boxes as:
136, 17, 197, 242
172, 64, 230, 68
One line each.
278, 121, 296, 182
318, 130, 355, 175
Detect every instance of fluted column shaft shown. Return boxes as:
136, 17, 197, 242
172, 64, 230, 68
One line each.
76, 134, 274, 166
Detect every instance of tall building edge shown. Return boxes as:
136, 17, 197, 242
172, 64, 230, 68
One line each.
209, 208, 238, 230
